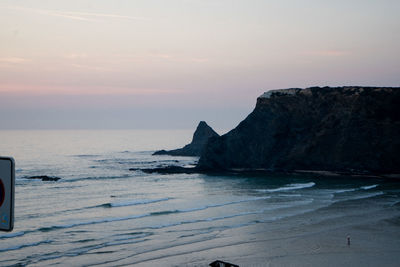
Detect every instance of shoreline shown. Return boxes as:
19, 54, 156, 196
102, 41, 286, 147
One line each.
133, 165, 400, 180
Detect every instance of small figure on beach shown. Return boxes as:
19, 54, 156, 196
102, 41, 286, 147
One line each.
347, 234, 351, 246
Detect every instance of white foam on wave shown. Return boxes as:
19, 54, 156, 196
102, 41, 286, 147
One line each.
39, 213, 151, 232
148, 211, 260, 230
107, 197, 171, 207
106, 237, 149, 247
361, 184, 379, 190
149, 199, 315, 230
104, 195, 268, 211
331, 184, 379, 195
258, 182, 316, 193
332, 188, 357, 194
148, 222, 183, 229
0, 240, 51, 252
278, 193, 302, 197
65, 174, 132, 183
390, 200, 400, 206
335, 191, 384, 203
114, 232, 151, 242
179, 196, 271, 213
35, 195, 307, 234
37, 196, 270, 232
259, 207, 318, 224
32, 197, 319, 245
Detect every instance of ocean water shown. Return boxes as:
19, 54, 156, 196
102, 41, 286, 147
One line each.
0, 130, 399, 266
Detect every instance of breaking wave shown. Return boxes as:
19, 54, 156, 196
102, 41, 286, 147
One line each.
361, 184, 379, 190
0, 240, 51, 252
36, 196, 272, 233
257, 182, 316, 193
100, 197, 171, 208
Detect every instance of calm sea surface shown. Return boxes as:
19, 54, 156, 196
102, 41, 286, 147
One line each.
0, 130, 399, 266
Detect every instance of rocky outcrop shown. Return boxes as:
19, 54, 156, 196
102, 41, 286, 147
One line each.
198, 87, 400, 174
153, 121, 219, 156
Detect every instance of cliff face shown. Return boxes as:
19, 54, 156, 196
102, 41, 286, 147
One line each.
153, 121, 219, 156
198, 87, 400, 173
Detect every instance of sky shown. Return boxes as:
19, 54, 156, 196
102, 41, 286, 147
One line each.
1, 0, 399, 130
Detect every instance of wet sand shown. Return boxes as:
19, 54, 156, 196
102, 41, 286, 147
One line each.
133, 203, 400, 267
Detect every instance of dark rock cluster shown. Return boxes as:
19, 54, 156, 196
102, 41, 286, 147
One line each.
153, 121, 219, 156
198, 87, 400, 174
26, 175, 61, 181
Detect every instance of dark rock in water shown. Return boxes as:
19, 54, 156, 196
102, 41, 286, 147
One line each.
27, 176, 61, 181
198, 87, 400, 174
209, 260, 239, 267
134, 165, 395, 179
140, 166, 200, 174
138, 165, 271, 176
153, 121, 219, 156
153, 149, 168, 155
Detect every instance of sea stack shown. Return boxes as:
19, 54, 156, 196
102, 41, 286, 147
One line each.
153, 121, 219, 156
198, 87, 400, 174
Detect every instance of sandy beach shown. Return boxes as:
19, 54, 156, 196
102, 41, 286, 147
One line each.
132, 197, 400, 267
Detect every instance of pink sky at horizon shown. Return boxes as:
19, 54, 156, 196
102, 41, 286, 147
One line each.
1, 0, 399, 129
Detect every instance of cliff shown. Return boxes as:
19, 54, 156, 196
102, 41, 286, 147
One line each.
198, 87, 400, 174
153, 121, 219, 156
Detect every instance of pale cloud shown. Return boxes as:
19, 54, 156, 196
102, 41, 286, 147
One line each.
190, 57, 209, 63
149, 53, 174, 59
108, 53, 211, 64
70, 63, 114, 72
42, 11, 93, 22
1, 6, 147, 22
0, 57, 30, 63
64, 53, 89, 59
0, 83, 183, 96
147, 53, 210, 63
5, 6, 95, 21
304, 50, 349, 57
62, 11, 148, 21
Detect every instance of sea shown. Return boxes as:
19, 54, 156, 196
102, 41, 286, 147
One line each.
0, 130, 399, 266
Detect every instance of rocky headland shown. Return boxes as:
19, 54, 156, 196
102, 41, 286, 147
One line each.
153, 121, 219, 156
139, 86, 400, 177
197, 86, 400, 175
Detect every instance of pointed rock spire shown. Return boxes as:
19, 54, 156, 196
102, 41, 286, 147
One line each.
153, 121, 219, 156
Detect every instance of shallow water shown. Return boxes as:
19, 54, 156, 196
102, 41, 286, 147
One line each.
0, 130, 399, 266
